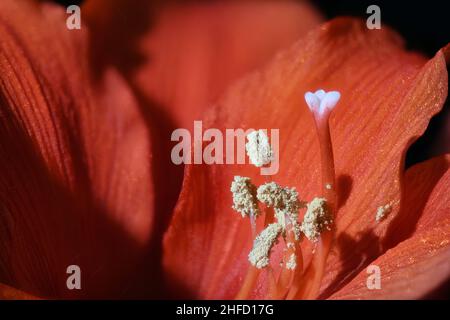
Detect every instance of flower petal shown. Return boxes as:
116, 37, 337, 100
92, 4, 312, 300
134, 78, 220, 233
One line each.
0, 283, 38, 300
0, 1, 155, 298
330, 155, 450, 299
385, 155, 450, 247
330, 219, 450, 299
84, 0, 322, 129
163, 18, 448, 299
82, 2, 323, 260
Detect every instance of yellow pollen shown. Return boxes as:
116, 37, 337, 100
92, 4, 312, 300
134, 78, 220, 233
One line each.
300, 197, 333, 242
245, 130, 273, 167
248, 223, 282, 269
257, 182, 304, 240
230, 176, 259, 218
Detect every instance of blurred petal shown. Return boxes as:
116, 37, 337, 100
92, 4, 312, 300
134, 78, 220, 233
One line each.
0, 283, 39, 300
0, 0, 155, 298
330, 155, 450, 299
82, 1, 322, 247
162, 18, 448, 299
84, 0, 322, 128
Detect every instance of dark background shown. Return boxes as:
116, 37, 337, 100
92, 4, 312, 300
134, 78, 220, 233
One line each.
313, 0, 449, 56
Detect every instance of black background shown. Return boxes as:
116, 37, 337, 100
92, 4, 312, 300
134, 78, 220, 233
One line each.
0, 300, 447, 318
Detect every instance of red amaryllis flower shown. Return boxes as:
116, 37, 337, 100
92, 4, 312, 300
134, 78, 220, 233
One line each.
0, 0, 320, 299
0, 0, 448, 300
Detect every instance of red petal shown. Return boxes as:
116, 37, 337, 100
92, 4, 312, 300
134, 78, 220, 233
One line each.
385, 156, 450, 247
0, 283, 39, 300
84, 0, 322, 129
0, 1, 155, 298
330, 155, 450, 299
163, 18, 448, 299
82, 1, 322, 251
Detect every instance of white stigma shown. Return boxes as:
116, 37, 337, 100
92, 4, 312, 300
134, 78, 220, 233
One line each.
304, 89, 341, 116
246, 130, 274, 167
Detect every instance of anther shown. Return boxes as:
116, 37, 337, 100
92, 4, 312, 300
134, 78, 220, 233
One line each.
257, 182, 304, 240
301, 197, 333, 242
230, 176, 259, 218
246, 130, 274, 167
248, 223, 282, 269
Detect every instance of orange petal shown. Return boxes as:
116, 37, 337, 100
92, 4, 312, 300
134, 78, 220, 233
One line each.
163, 18, 448, 299
385, 156, 450, 247
330, 219, 450, 299
83, 1, 322, 242
0, 283, 39, 300
0, 1, 155, 298
330, 155, 450, 299
84, 0, 322, 129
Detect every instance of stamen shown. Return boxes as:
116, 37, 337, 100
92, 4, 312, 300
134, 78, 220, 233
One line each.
266, 266, 280, 299
249, 211, 257, 236
256, 182, 304, 239
300, 197, 333, 242
248, 223, 282, 269
230, 176, 260, 218
235, 266, 260, 300
235, 88, 341, 299
246, 130, 273, 167
277, 227, 303, 299
256, 182, 306, 299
